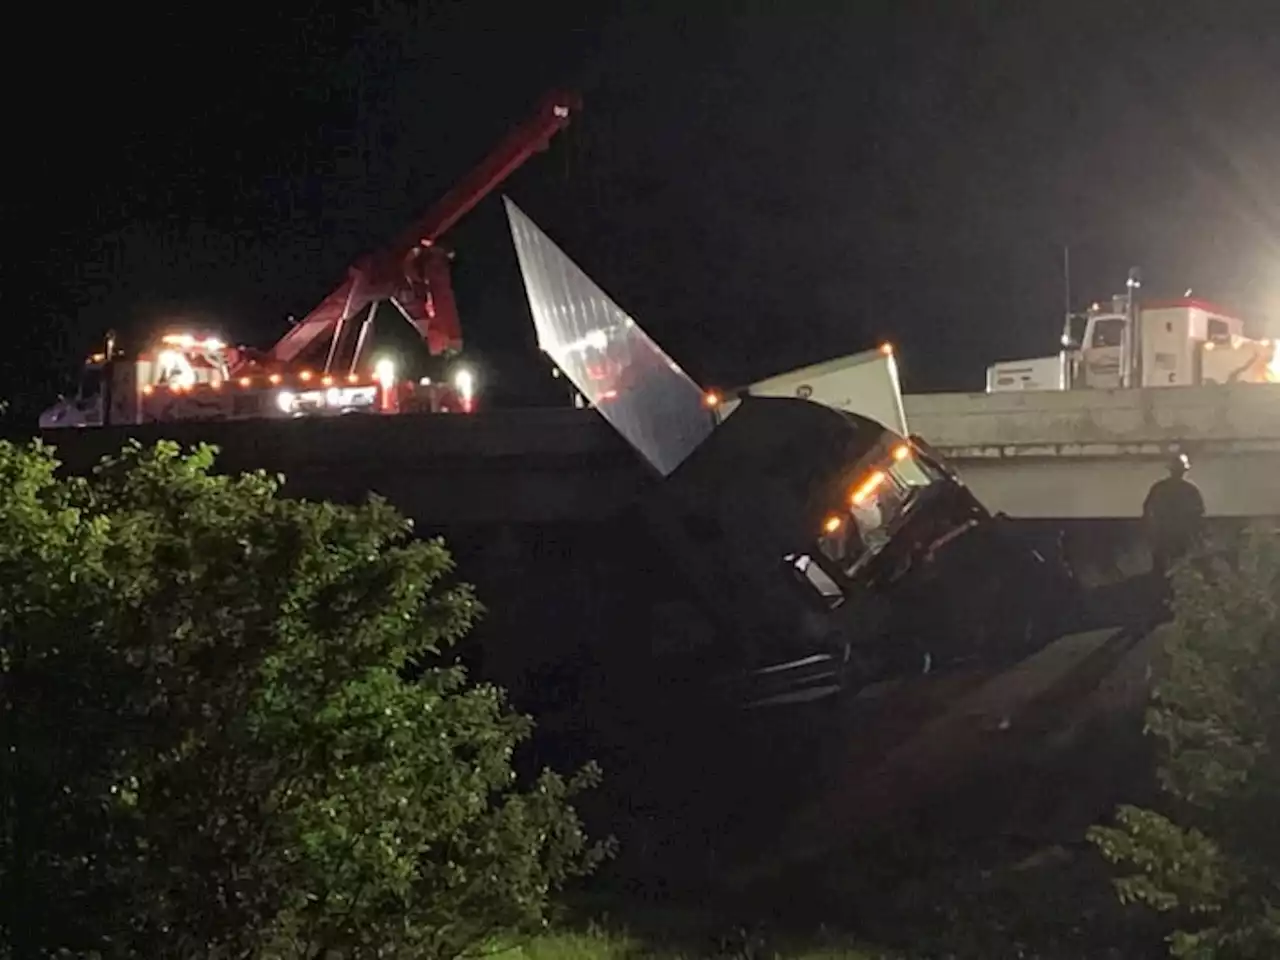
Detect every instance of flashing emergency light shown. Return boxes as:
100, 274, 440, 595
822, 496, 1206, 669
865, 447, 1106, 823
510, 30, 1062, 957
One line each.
453, 367, 475, 402
157, 349, 197, 389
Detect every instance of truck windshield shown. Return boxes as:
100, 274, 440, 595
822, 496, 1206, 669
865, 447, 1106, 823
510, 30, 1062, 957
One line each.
817, 449, 941, 576
1090, 318, 1125, 348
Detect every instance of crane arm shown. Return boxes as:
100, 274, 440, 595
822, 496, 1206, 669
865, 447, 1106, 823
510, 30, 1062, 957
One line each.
267, 89, 581, 366
392, 89, 581, 250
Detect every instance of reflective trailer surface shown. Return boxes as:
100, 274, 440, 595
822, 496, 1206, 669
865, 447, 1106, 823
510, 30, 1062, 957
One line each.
505, 197, 715, 477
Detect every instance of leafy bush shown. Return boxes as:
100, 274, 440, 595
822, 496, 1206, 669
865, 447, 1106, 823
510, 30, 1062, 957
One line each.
0, 439, 608, 959
1089, 527, 1280, 959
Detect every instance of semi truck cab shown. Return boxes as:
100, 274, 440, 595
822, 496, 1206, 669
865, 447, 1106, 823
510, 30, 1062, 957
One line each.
986, 293, 1276, 392
647, 395, 1062, 707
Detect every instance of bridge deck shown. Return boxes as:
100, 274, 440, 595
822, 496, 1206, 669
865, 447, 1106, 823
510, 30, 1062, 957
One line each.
41, 409, 650, 526
39, 384, 1280, 524
905, 382, 1280, 458
903, 385, 1280, 518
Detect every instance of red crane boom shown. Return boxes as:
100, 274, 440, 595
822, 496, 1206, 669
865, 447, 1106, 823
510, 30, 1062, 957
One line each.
265, 89, 581, 368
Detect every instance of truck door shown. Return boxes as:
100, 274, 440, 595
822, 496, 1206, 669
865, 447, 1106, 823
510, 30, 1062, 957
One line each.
73, 365, 106, 426
1080, 315, 1126, 388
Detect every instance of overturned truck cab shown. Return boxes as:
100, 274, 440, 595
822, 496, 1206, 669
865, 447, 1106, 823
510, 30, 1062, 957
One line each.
651, 396, 1074, 707
505, 199, 1075, 709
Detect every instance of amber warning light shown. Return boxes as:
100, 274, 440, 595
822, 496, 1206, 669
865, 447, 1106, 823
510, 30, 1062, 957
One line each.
851, 469, 887, 506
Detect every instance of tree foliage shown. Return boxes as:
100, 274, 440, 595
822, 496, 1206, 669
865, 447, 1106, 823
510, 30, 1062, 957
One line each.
1089, 527, 1280, 959
0, 439, 608, 959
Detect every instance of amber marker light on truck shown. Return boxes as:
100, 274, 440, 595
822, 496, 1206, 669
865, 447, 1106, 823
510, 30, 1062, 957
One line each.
823, 515, 843, 534
851, 469, 887, 506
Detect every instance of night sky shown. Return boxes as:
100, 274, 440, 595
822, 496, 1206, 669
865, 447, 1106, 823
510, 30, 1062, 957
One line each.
6, 1, 1279, 421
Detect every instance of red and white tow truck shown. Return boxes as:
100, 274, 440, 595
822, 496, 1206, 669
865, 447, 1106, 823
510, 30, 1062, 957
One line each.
41, 89, 580, 428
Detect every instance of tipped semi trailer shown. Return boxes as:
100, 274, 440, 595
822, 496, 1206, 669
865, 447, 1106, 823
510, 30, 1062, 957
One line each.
504, 199, 1077, 707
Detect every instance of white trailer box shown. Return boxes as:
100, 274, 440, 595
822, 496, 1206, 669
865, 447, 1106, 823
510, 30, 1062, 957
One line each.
743, 346, 909, 437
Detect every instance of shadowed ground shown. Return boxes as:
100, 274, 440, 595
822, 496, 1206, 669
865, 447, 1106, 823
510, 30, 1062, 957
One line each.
554, 572, 1171, 956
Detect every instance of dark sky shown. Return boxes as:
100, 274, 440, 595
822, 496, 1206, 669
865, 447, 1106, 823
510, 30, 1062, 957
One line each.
6, 1, 1279, 418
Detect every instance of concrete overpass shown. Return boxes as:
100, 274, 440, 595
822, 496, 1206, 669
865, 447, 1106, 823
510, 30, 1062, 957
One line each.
42, 409, 647, 526
39, 382, 1280, 528
905, 383, 1280, 519
37, 386, 1279, 599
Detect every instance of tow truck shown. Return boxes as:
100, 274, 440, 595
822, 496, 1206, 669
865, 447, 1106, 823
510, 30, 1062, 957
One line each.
986, 269, 1277, 392
40, 89, 580, 429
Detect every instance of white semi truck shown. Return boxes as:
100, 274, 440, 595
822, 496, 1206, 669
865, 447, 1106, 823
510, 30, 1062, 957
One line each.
986, 280, 1276, 394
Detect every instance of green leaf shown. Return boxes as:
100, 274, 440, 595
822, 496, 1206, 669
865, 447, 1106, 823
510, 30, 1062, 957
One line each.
0, 439, 608, 960
1088, 526, 1280, 959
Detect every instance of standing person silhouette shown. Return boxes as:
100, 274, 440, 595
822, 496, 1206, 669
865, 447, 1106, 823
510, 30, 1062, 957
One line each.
1142, 453, 1205, 578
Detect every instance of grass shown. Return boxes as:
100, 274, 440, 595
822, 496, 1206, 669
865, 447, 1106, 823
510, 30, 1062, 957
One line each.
493, 922, 893, 959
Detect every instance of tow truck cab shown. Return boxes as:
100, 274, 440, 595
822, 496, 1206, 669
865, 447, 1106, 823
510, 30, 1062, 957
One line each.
39, 332, 440, 428
646, 395, 1063, 707
40, 355, 113, 428
40, 335, 236, 429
